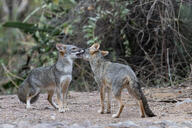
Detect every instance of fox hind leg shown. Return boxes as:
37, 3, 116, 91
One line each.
47, 90, 58, 109
26, 96, 32, 109
98, 85, 105, 114
139, 100, 145, 118
112, 95, 124, 118
126, 82, 149, 118
106, 87, 111, 114
26, 89, 40, 109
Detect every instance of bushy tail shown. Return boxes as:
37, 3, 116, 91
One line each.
140, 90, 156, 117
17, 80, 39, 104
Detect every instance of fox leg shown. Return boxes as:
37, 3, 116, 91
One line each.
26, 96, 32, 109
62, 79, 70, 111
106, 87, 111, 114
26, 89, 40, 109
138, 100, 145, 118
56, 87, 64, 113
98, 85, 105, 114
127, 84, 147, 118
112, 95, 124, 118
47, 90, 58, 109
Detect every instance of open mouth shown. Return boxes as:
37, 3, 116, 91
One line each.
76, 49, 85, 57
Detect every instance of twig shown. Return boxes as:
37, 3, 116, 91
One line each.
5, 72, 19, 89
1, 63, 21, 88
167, 48, 173, 86
74, 62, 93, 77
23, 4, 47, 23
1, 63, 24, 81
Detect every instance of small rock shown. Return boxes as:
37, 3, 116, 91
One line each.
179, 121, 192, 127
167, 126, 180, 128
0, 124, 15, 128
16, 121, 31, 128
50, 115, 56, 120
81, 120, 91, 127
108, 121, 139, 128
176, 98, 192, 106
32, 123, 49, 128
32, 122, 68, 128
70, 123, 84, 128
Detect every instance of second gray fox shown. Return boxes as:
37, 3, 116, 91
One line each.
17, 43, 84, 112
82, 43, 156, 118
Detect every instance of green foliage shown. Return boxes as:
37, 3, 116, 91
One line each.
3, 22, 42, 33
1, 0, 192, 94
83, 17, 101, 45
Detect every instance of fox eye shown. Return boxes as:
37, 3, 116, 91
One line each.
72, 47, 77, 50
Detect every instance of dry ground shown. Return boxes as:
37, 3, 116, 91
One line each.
0, 87, 192, 127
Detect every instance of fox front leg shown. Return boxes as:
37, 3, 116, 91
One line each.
98, 85, 105, 114
56, 87, 64, 113
61, 79, 71, 112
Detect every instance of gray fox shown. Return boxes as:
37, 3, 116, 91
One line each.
82, 43, 156, 118
17, 43, 84, 112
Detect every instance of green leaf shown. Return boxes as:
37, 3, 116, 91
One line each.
3, 22, 55, 33
84, 33, 93, 39
53, 0, 59, 5
3, 22, 38, 33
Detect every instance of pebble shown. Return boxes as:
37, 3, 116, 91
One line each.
0, 124, 15, 128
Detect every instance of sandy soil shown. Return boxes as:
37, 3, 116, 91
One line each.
0, 87, 192, 127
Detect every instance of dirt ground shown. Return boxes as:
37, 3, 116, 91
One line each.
0, 86, 192, 127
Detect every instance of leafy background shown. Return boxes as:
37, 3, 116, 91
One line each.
0, 0, 192, 94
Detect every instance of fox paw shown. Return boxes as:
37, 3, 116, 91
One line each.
64, 106, 69, 111
53, 104, 59, 109
141, 115, 145, 118
58, 108, 65, 113
112, 114, 119, 118
59, 107, 69, 113
26, 105, 31, 109
97, 109, 104, 114
106, 110, 111, 114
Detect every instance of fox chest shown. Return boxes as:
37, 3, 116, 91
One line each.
95, 76, 111, 88
60, 75, 72, 85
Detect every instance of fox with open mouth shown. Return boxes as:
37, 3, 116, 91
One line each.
17, 43, 84, 113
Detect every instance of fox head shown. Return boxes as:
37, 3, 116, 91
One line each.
83, 43, 109, 61
56, 43, 84, 59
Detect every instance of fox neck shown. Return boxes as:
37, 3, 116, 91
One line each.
56, 55, 73, 74
89, 57, 105, 75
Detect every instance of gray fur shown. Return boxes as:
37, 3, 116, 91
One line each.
83, 45, 155, 117
17, 44, 84, 112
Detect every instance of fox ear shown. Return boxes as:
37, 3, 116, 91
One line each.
56, 43, 66, 52
101, 51, 109, 56
91, 43, 100, 51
